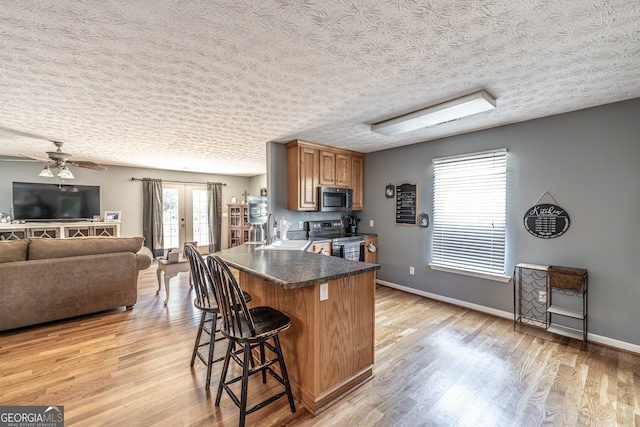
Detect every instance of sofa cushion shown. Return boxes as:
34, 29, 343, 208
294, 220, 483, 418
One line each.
0, 239, 30, 263
28, 236, 145, 260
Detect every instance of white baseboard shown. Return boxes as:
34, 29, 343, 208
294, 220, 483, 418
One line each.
376, 279, 640, 355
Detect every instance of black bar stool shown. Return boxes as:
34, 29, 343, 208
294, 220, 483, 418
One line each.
184, 243, 251, 390
207, 255, 296, 427
184, 243, 222, 389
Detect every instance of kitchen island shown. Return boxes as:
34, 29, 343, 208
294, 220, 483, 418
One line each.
216, 244, 380, 415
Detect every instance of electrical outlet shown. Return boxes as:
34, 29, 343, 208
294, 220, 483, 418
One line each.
409, 267, 415, 275
539, 290, 547, 303
320, 283, 329, 301
369, 219, 374, 227
298, 221, 303, 229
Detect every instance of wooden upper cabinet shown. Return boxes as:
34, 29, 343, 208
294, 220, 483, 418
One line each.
351, 154, 364, 211
319, 150, 336, 186
287, 141, 319, 211
335, 153, 351, 187
320, 151, 351, 188
287, 140, 364, 211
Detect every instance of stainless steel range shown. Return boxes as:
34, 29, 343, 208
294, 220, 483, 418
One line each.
307, 219, 365, 261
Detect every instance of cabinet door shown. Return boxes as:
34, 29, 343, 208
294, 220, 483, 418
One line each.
0, 229, 28, 240
228, 204, 250, 247
320, 151, 351, 188
290, 146, 319, 210
319, 150, 335, 186
351, 155, 365, 210
65, 226, 91, 238
335, 153, 351, 188
364, 236, 377, 264
94, 225, 118, 237
30, 227, 60, 238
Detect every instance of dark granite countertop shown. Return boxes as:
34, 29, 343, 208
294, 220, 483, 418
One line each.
215, 244, 380, 289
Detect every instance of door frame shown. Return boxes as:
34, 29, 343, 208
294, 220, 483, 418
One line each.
162, 184, 209, 253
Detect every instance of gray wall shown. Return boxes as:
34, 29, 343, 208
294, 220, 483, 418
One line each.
249, 174, 267, 199
357, 98, 640, 346
0, 162, 253, 248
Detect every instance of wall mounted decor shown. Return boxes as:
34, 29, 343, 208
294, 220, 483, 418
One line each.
385, 183, 394, 198
418, 212, 429, 228
395, 182, 417, 225
523, 191, 570, 239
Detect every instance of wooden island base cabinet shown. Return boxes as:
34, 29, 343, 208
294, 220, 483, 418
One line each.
238, 270, 376, 415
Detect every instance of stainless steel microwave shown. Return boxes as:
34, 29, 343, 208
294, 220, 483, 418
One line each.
318, 187, 353, 212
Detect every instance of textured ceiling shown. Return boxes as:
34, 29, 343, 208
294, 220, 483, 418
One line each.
0, 1, 638, 176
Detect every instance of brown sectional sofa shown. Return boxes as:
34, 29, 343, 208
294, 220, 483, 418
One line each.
0, 236, 153, 332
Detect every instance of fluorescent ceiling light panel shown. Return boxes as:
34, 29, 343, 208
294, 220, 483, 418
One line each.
371, 90, 496, 136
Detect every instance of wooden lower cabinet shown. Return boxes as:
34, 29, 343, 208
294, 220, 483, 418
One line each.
239, 270, 376, 415
364, 236, 377, 264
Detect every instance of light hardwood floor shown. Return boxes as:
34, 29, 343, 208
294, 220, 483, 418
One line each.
1, 265, 639, 426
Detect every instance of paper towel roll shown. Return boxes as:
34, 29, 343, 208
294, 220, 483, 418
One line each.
280, 218, 291, 240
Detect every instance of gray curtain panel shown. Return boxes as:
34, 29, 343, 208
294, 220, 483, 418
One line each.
207, 182, 222, 253
142, 178, 164, 257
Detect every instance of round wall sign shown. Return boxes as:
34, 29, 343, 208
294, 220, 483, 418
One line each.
523, 203, 570, 239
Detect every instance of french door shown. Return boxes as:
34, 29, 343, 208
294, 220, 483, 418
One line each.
162, 184, 210, 253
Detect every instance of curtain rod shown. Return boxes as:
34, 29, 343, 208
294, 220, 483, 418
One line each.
131, 178, 226, 186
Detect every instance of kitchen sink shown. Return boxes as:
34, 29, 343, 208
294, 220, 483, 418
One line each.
256, 240, 311, 251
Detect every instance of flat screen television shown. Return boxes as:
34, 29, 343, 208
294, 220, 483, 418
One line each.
12, 182, 101, 222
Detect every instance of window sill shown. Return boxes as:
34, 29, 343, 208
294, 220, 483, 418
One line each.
429, 263, 511, 283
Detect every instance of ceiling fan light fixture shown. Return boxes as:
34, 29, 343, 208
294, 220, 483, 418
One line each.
58, 166, 75, 179
39, 165, 54, 177
371, 90, 497, 136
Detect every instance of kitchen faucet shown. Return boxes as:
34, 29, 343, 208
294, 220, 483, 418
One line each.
266, 212, 275, 244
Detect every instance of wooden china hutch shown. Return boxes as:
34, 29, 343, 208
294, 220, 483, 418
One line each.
227, 203, 250, 248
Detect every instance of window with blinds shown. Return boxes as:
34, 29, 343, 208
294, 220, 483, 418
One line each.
431, 149, 507, 276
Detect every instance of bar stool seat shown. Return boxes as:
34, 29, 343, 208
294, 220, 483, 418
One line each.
208, 255, 295, 427
184, 243, 250, 390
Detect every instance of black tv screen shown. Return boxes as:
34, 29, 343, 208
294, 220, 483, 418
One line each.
13, 182, 101, 221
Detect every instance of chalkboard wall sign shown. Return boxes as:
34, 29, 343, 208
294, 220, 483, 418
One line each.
523, 203, 570, 238
395, 182, 417, 225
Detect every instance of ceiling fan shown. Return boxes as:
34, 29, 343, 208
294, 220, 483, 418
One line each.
38, 140, 107, 177
0, 126, 106, 179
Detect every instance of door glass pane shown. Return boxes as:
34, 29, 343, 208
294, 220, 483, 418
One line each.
192, 189, 210, 246
163, 188, 179, 249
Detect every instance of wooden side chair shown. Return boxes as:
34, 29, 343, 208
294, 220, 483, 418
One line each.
207, 255, 296, 427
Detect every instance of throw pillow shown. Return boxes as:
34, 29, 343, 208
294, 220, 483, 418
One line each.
0, 239, 30, 263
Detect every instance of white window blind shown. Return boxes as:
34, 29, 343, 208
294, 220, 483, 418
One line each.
432, 149, 507, 276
